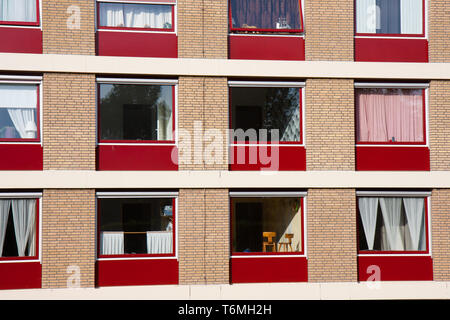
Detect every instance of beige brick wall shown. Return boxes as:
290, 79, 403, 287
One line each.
42, 0, 95, 55
304, 0, 354, 61
431, 189, 450, 281
307, 189, 358, 282
178, 0, 228, 58
178, 76, 228, 170
178, 189, 230, 284
41, 189, 96, 289
305, 79, 355, 170
43, 73, 96, 170
429, 80, 450, 170
429, 0, 450, 62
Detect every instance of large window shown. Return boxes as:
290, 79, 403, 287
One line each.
355, 85, 426, 145
98, 1, 174, 31
0, 0, 39, 25
98, 79, 175, 143
98, 193, 175, 257
0, 82, 39, 141
0, 196, 39, 259
230, 0, 303, 33
230, 82, 302, 143
357, 192, 429, 253
231, 192, 304, 255
355, 0, 424, 36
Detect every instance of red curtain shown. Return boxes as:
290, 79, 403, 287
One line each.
231, 0, 301, 30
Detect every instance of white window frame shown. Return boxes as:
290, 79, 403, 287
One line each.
229, 190, 307, 259
0, 75, 42, 145
354, 82, 429, 147
356, 190, 432, 257
0, 192, 42, 263
96, 191, 178, 261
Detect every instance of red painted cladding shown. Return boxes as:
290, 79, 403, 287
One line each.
0, 27, 42, 54
230, 145, 306, 171
97, 31, 177, 58
356, 146, 430, 171
97, 145, 178, 171
96, 259, 179, 287
358, 256, 433, 281
229, 35, 305, 61
231, 257, 307, 283
0, 262, 42, 290
355, 38, 428, 62
0, 144, 43, 170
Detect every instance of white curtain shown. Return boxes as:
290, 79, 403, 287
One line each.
0, 0, 36, 22
403, 198, 425, 250
0, 200, 11, 257
100, 232, 124, 255
401, 0, 422, 34
99, 3, 172, 29
358, 197, 379, 250
379, 197, 404, 250
11, 199, 36, 257
0, 84, 37, 139
146, 231, 172, 254
356, 0, 377, 33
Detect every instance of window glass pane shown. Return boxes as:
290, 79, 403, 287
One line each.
99, 2, 173, 29
358, 196, 426, 252
0, 0, 37, 22
231, 87, 300, 142
355, 0, 422, 34
0, 199, 37, 258
99, 198, 174, 255
356, 88, 424, 143
231, 0, 301, 30
0, 84, 38, 140
232, 197, 302, 253
99, 83, 173, 141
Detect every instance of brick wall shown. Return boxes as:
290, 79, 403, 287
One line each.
431, 189, 450, 281
41, 189, 96, 288
305, 79, 355, 170
178, 76, 228, 170
42, 0, 95, 55
304, 0, 354, 61
429, 80, 450, 170
43, 73, 96, 170
178, 189, 229, 284
307, 188, 358, 282
178, 0, 228, 58
429, 0, 450, 62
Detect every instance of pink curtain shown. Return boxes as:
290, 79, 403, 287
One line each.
356, 89, 424, 143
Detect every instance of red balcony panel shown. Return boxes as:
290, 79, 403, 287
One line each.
355, 38, 428, 63
356, 146, 430, 171
96, 258, 178, 287
97, 31, 177, 58
229, 35, 305, 61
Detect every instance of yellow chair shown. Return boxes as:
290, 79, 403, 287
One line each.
262, 232, 277, 252
278, 233, 294, 252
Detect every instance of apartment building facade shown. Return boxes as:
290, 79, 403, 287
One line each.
0, 0, 449, 297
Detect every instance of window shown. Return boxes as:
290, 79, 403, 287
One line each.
355, 84, 426, 145
230, 0, 303, 33
98, 1, 174, 31
357, 193, 429, 253
98, 79, 175, 143
98, 193, 176, 257
231, 192, 304, 255
0, 0, 39, 25
355, 0, 424, 36
0, 196, 39, 259
0, 82, 39, 141
230, 82, 303, 143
